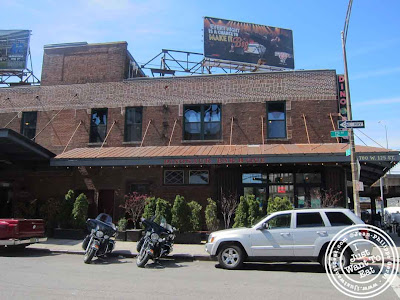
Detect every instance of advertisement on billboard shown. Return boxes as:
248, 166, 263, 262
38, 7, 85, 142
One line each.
0, 30, 30, 71
204, 17, 294, 69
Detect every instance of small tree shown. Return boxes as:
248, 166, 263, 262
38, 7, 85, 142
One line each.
267, 196, 293, 215
171, 195, 191, 232
220, 192, 238, 229
155, 198, 172, 224
39, 197, 62, 229
142, 197, 157, 220
205, 198, 219, 231
188, 201, 202, 231
247, 194, 261, 226
72, 193, 89, 229
233, 195, 249, 228
59, 190, 75, 228
120, 192, 147, 229
321, 189, 342, 208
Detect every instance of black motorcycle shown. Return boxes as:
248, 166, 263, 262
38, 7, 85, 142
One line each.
82, 213, 117, 264
136, 216, 175, 267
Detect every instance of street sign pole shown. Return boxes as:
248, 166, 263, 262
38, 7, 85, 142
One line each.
341, 9, 360, 217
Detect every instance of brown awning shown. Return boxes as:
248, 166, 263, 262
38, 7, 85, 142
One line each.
52, 143, 399, 164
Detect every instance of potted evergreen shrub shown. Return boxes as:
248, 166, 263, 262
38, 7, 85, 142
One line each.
116, 218, 128, 241
172, 195, 202, 244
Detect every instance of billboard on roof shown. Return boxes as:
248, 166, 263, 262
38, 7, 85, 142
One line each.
0, 30, 31, 71
204, 17, 294, 69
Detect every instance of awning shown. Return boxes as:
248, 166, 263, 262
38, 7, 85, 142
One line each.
0, 129, 55, 164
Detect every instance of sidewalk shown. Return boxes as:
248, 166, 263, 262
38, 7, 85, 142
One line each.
27, 239, 211, 261
26, 232, 400, 262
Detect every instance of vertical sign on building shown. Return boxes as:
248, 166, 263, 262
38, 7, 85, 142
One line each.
337, 75, 348, 141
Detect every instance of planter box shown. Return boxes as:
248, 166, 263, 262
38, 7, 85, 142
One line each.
174, 232, 202, 244
126, 229, 143, 242
53, 229, 86, 240
116, 231, 127, 241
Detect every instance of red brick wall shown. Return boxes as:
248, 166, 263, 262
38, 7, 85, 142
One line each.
0, 70, 340, 153
41, 42, 128, 86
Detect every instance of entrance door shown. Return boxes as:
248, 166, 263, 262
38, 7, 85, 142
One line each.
98, 190, 115, 219
0, 187, 12, 218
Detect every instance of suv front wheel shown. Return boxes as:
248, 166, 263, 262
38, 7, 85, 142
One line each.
218, 244, 244, 270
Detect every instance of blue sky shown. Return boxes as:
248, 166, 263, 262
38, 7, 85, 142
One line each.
3, 0, 400, 171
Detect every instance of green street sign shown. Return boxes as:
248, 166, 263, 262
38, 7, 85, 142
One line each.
346, 148, 351, 156
331, 130, 349, 138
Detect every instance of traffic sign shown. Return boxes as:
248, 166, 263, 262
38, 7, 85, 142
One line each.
338, 120, 365, 129
331, 130, 349, 138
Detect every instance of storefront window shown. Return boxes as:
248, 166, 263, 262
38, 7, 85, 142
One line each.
269, 185, 294, 205
242, 173, 267, 184
164, 170, 184, 185
296, 173, 321, 184
268, 173, 293, 184
297, 187, 321, 208
189, 170, 209, 184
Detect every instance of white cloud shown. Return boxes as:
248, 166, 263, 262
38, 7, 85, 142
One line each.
351, 66, 400, 80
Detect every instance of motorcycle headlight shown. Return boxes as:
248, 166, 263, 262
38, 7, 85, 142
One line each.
96, 231, 104, 238
151, 233, 159, 241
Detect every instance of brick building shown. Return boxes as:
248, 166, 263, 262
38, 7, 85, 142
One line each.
0, 41, 398, 224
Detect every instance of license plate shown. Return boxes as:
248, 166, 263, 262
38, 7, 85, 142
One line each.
30, 238, 38, 243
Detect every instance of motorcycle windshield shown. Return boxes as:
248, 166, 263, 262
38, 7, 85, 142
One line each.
96, 213, 113, 226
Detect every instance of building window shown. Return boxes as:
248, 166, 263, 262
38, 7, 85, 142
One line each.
90, 108, 108, 143
164, 170, 210, 185
129, 183, 149, 195
184, 104, 221, 140
189, 170, 209, 184
164, 170, 184, 185
124, 107, 142, 142
267, 102, 286, 139
20, 111, 37, 140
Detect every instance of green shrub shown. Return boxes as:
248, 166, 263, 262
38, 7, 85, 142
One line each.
205, 198, 219, 231
59, 190, 75, 228
72, 193, 89, 229
171, 195, 191, 232
233, 195, 249, 228
142, 197, 157, 220
118, 218, 128, 231
188, 201, 202, 231
39, 197, 62, 229
155, 198, 172, 224
267, 196, 293, 215
247, 194, 262, 226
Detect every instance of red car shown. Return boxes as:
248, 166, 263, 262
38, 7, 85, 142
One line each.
0, 219, 47, 248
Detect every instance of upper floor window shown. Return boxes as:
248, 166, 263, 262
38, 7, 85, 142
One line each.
20, 111, 37, 140
124, 107, 142, 142
90, 108, 108, 143
267, 102, 286, 139
184, 104, 221, 140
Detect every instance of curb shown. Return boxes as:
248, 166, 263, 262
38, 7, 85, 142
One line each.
28, 247, 213, 261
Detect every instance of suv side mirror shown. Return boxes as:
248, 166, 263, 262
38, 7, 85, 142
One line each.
257, 223, 268, 230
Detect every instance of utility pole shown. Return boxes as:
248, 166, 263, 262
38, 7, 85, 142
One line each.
341, 0, 360, 217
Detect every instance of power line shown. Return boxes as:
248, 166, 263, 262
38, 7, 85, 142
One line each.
353, 131, 368, 146
355, 129, 385, 148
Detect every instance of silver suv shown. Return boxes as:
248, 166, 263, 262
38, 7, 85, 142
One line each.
205, 208, 371, 270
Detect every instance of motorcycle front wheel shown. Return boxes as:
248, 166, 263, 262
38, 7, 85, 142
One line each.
136, 242, 150, 268
84, 246, 96, 264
